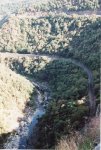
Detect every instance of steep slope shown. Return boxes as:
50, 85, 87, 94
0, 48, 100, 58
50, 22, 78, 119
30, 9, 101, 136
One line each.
0, 64, 34, 134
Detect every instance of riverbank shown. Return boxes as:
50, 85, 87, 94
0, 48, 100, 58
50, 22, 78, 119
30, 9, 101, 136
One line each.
3, 82, 50, 149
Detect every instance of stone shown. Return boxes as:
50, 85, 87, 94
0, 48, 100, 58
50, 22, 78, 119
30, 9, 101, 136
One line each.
94, 144, 100, 150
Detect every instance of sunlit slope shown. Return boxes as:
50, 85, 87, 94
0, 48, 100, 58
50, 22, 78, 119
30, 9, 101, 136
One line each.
0, 64, 34, 134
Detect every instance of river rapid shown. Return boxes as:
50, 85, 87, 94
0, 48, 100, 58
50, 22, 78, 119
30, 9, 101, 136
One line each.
3, 82, 50, 149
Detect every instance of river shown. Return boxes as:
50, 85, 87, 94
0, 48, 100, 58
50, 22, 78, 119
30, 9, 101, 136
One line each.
3, 82, 50, 149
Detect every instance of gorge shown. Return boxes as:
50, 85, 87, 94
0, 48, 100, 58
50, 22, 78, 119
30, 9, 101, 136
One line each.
0, 1, 100, 149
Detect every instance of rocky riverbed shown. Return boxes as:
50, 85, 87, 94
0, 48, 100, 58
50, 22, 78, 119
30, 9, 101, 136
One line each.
3, 83, 50, 149
4, 106, 35, 149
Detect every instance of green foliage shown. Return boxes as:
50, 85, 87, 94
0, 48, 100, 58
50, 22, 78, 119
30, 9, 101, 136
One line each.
66, 18, 101, 65
0, 56, 50, 78
62, 19, 101, 99
34, 100, 89, 148
0, 15, 100, 55
0, 15, 100, 101
37, 60, 88, 100
25, 17, 100, 148
79, 137, 94, 150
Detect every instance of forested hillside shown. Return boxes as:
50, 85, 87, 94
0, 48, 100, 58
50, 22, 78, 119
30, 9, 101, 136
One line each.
0, 18, 100, 147
0, 3, 100, 149
0, 15, 100, 100
0, 64, 34, 134
27, 18, 100, 148
0, 15, 100, 55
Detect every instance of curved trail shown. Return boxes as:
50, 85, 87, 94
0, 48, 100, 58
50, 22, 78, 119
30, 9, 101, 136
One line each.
16, 10, 101, 19
0, 10, 101, 28
0, 15, 9, 27
0, 52, 96, 115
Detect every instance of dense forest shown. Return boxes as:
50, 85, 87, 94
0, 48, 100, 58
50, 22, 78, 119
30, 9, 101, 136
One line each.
0, 15, 100, 101
0, 15, 100, 55
29, 18, 100, 148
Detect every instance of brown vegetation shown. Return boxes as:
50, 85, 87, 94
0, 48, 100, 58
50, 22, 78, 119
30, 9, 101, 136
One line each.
56, 116, 100, 150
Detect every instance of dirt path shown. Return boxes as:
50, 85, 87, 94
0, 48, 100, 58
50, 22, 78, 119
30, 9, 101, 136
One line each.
0, 9, 101, 27
14, 10, 101, 19
0, 15, 8, 27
